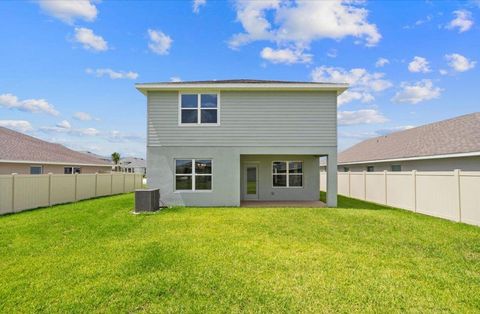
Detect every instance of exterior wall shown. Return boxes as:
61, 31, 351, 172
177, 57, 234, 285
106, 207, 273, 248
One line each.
0, 162, 111, 175
146, 89, 338, 206
147, 90, 337, 147
339, 156, 480, 172
148, 146, 240, 206
240, 155, 319, 201
148, 146, 335, 206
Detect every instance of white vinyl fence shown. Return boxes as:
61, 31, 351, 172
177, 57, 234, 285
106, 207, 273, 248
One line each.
0, 173, 143, 215
320, 170, 480, 226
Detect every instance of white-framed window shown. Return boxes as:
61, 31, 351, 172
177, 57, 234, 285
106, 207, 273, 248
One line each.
175, 159, 212, 191
64, 166, 81, 174
30, 165, 43, 175
179, 93, 219, 125
272, 161, 303, 188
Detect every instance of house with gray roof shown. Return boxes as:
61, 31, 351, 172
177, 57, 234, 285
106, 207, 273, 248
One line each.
119, 157, 146, 175
338, 112, 480, 172
136, 79, 347, 207
0, 127, 112, 175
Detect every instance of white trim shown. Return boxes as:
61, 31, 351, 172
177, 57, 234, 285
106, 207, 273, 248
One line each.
0, 159, 111, 167
272, 160, 304, 188
339, 151, 480, 166
178, 92, 220, 126
174, 158, 213, 192
136, 83, 349, 95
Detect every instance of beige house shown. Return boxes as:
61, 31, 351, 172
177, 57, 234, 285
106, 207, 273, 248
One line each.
337, 112, 480, 172
0, 127, 112, 175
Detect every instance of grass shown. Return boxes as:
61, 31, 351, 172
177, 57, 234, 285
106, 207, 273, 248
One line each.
1, 194, 479, 313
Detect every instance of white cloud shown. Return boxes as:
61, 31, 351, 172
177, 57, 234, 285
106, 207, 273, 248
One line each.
338, 109, 388, 126
57, 120, 71, 129
41, 123, 100, 136
0, 120, 33, 133
229, 0, 380, 49
326, 49, 337, 58
86, 68, 138, 80
408, 56, 431, 73
193, 0, 206, 13
375, 125, 415, 136
38, 0, 98, 24
106, 130, 145, 143
260, 46, 312, 64
148, 29, 172, 55
73, 111, 98, 121
446, 10, 474, 33
170, 76, 182, 82
375, 57, 389, 68
74, 27, 108, 51
0, 93, 59, 116
445, 53, 476, 72
439, 69, 448, 75
311, 66, 392, 105
392, 79, 442, 104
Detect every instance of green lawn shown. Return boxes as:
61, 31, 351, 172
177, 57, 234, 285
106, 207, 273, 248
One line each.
1, 194, 479, 313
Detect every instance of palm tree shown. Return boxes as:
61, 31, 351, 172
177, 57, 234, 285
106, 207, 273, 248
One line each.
111, 152, 120, 172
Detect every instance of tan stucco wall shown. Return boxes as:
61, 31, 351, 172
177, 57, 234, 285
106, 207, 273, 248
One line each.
0, 162, 111, 175
338, 156, 480, 172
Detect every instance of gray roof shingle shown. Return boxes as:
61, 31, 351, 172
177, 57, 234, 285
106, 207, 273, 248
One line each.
339, 112, 480, 164
0, 127, 111, 166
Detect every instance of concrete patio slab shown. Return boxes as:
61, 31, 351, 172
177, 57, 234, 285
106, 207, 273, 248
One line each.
240, 200, 326, 208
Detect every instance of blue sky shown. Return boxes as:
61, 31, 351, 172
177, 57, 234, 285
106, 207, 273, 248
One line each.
0, 0, 479, 158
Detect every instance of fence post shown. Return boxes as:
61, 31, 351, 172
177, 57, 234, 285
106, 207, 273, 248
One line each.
48, 173, 52, 206
95, 173, 98, 197
133, 174, 136, 190
123, 173, 126, 193
454, 169, 462, 222
363, 170, 367, 200
11, 173, 16, 212
110, 173, 113, 195
384, 170, 388, 205
74, 173, 78, 201
412, 170, 417, 212
348, 171, 351, 197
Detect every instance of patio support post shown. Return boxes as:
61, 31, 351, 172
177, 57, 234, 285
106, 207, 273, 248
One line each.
326, 151, 337, 207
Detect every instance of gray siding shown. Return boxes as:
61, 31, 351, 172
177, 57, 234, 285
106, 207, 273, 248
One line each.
147, 90, 337, 147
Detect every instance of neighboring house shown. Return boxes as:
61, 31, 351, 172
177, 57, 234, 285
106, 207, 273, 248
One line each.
136, 79, 347, 207
80, 151, 113, 164
119, 157, 146, 175
0, 127, 112, 175
337, 112, 480, 172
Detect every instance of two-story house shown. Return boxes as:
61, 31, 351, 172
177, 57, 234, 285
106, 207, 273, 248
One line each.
136, 79, 347, 207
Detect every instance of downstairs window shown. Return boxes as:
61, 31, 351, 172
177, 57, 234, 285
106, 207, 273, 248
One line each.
272, 161, 303, 188
175, 159, 212, 191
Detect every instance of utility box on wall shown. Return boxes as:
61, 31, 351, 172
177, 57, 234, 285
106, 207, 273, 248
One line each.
135, 188, 160, 212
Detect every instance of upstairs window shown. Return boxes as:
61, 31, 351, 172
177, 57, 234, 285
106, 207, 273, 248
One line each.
180, 93, 219, 125
272, 161, 303, 188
